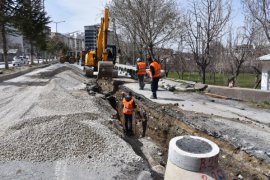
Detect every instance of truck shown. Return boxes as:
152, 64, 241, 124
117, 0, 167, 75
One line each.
84, 7, 117, 78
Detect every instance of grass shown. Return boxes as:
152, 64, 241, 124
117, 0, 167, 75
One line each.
249, 101, 270, 109
0, 67, 16, 75
168, 71, 257, 88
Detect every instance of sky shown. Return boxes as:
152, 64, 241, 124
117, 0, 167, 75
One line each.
45, 0, 112, 34
45, 0, 244, 34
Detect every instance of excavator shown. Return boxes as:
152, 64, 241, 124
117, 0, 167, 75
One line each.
84, 7, 117, 78
60, 51, 76, 64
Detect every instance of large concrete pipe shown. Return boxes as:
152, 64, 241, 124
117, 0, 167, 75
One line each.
165, 136, 225, 180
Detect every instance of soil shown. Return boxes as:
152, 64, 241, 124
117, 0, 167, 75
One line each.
95, 79, 270, 180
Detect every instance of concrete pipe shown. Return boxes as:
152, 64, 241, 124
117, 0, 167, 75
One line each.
165, 136, 225, 180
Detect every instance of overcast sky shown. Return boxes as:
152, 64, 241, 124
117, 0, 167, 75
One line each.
45, 0, 243, 34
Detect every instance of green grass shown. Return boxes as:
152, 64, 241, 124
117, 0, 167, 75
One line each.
168, 72, 257, 88
0, 67, 16, 75
249, 101, 270, 109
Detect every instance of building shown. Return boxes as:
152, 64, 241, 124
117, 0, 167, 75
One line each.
0, 33, 24, 62
84, 25, 99, 51
50, 31, 84, 52
65, 32, 85, 52
258, 54, 270, 91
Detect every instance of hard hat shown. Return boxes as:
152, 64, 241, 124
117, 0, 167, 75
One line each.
136, 58, 141, 62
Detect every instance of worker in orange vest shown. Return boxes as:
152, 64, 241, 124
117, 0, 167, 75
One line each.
136, 58, 147, 90
122, 91, 137, 136
148, 57, 161, 99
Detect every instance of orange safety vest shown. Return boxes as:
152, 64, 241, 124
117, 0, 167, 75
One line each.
122, 98, 134, 115
137, 62, 146, 75
150, 61, 161, 78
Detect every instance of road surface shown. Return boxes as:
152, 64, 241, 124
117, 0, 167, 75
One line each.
0, 63, 150, 179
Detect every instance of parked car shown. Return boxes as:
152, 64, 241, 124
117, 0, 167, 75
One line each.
12, 56, 29, 66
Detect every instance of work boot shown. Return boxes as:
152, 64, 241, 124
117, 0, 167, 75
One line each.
150, 95, 157, 99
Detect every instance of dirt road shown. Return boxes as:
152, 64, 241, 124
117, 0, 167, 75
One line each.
0, 64, 150, 179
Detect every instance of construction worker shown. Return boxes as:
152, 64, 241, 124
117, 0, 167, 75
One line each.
136, 58, 147, 90
122, 91, 137, 136
148, 57, 161, 99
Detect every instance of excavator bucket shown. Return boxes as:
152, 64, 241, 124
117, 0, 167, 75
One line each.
97, 61, 114, 79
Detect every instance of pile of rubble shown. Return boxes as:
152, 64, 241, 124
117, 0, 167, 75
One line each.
159, 79, 208, 92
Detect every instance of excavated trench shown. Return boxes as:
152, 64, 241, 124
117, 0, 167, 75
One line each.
87, 79, 270, 180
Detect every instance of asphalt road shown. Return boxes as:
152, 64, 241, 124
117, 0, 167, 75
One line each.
0, 63, 12, 69
0, 59, 49, 69
0, 63, 150, 179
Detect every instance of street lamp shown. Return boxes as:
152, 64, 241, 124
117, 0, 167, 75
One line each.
53, 21, 65, 33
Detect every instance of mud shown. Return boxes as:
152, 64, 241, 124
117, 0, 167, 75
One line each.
95, 79, 270, 180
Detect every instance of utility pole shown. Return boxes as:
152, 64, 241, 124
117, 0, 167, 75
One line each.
53, 21, 65, 33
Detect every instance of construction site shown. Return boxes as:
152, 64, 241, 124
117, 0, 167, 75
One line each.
1, 0, 270, 179
0, 62, 269, 179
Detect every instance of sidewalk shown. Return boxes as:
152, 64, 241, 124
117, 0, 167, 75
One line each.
0, 61, 57, 83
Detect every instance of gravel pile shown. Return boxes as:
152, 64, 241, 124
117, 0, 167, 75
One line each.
0, 113, 105, 161
0, 64, 151, 179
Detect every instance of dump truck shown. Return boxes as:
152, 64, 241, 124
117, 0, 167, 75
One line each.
84, 7, 117, 78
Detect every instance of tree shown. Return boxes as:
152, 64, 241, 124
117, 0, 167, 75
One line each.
110, 0, 183, 58
0, 0, 17, 69
185, 0, 231, 83
46, 36, 69, 58
15, 0, 50, 65
225, 26, 255, 87
242, 0, 270, 43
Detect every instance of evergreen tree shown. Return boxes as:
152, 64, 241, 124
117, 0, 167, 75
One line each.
15, 0, 50, 65
0, 0, 17, 69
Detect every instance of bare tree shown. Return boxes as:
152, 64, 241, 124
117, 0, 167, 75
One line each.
225, 26, 255, 87
208, 40, 225, 84
242, 0, 270, 43
109, 0, 183, 58
185, 0, 231, 84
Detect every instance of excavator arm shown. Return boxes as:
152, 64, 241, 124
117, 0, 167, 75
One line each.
84, 7, 117, 78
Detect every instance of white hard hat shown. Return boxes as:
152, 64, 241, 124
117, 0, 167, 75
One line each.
136, 58, 141, 62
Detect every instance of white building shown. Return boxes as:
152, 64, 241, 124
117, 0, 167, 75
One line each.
65, 32, 85, 52
0, 34, 24, 62
258, 54, 270, 90
50, 32, 85, 53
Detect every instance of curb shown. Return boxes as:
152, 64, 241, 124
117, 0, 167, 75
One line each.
0, 64, 52, 83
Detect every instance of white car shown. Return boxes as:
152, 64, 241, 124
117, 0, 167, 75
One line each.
12, 56, 29, 66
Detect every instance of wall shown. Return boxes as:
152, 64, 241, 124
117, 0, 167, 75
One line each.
261, 61, 270, 90
206, 85, 270, 102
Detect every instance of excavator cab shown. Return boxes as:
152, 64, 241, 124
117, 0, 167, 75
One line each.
107, 45, 117, 65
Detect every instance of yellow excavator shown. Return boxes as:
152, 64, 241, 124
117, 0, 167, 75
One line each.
84, 7, 117, 78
